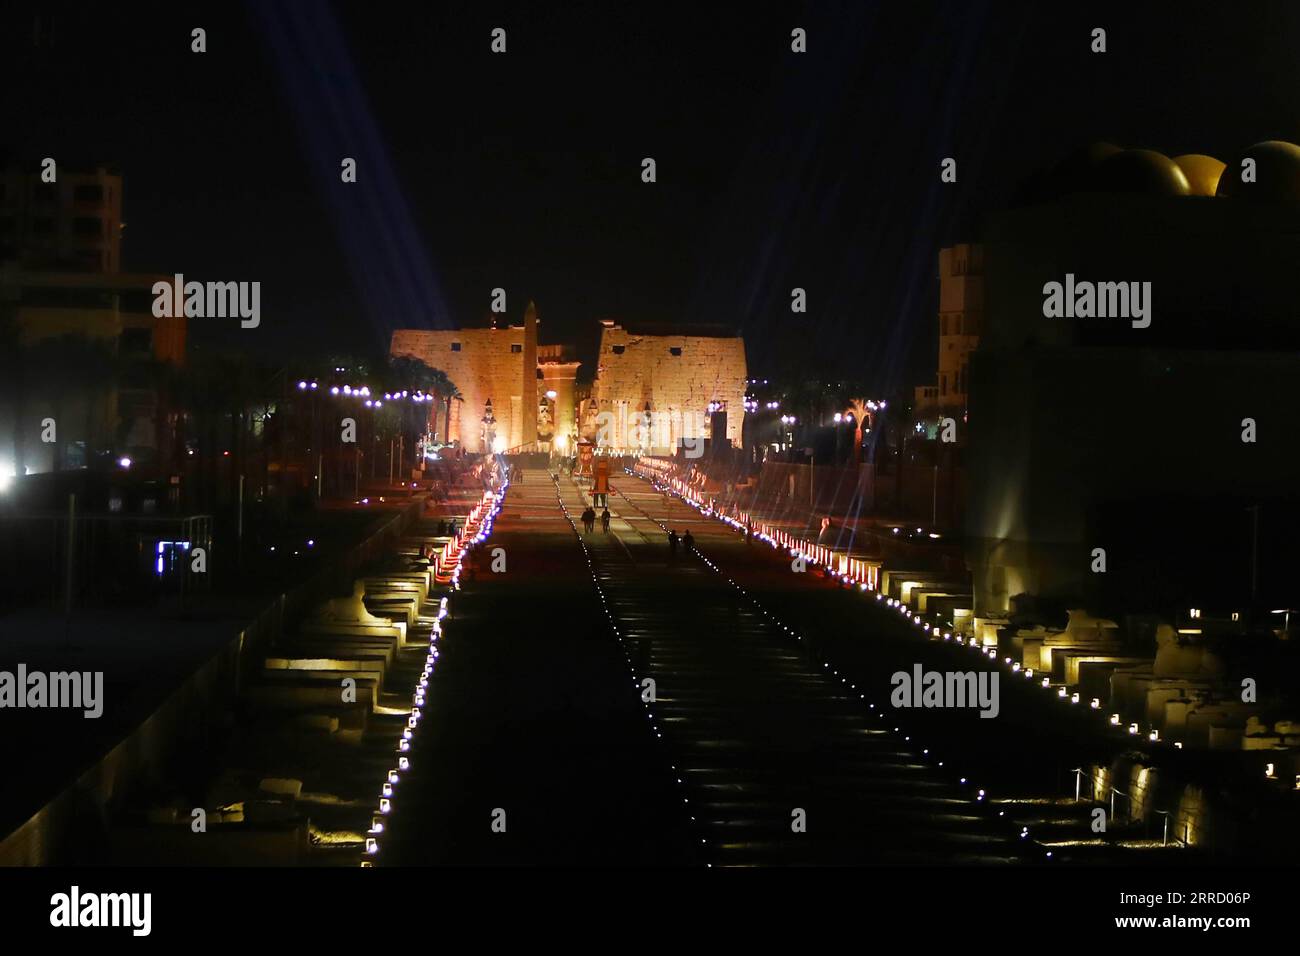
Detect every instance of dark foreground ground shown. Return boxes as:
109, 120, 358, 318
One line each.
382, 470, 1021, 865
380, 472, 693, 864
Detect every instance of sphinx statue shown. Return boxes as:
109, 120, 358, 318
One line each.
1153, 622, 1225, 678
314, 581, 388, 625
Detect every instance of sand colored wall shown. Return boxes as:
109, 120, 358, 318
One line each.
588, 323, 747, 453
391, 325, 534, 453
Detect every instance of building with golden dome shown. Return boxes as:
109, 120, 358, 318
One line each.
967, 140, 1300, 626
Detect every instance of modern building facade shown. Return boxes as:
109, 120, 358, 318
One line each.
0, 268, 187, 478
0, 164, 123, 274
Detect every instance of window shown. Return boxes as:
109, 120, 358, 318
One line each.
30, 218, 54, 236
941, 316, 948, 335
32, 183, 57, 202
669, 347, 682, 356
0, 217, 12, 234
611, 345, 625, 355
74, 184, 104, 202
450, 342, 461, 352
73, 216, 102, 237
510, 343, 522, 353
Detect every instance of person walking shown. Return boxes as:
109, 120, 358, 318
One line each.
582, 507, 595, 534
600, 507, 611, 533
683, 529, 695, 554
818, 515, 833, 545
667, 529, 679, 558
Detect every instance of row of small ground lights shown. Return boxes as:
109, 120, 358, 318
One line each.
619, 472, 1047, 860
362, 483, 507, 862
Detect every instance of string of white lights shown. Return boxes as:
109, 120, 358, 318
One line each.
627, 461, 1174, 751
362, 479, 509, 863
614, 471, 1046, 859
295, 378, 440, 406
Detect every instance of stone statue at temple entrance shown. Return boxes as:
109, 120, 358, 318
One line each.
314, 581, 388, 626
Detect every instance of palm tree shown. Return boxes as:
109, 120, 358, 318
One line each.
441, 382, 462, 447
175, 349, 253, 508
387, 355, 438, 470
128, 354, 186, 476
425, 369, 460, 444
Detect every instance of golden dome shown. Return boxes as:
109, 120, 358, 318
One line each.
1215, 140, 1300, 200
1095, 149, 1191, 196
1172, 154, 1226, 197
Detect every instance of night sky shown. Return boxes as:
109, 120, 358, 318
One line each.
5, 0, 1300, 391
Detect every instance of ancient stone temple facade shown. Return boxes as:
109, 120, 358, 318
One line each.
391, 309, 747, 456
390, 301, 577, 454
584, 320, 747, 454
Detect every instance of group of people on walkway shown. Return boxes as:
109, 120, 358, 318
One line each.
666, 528, 694, 558
581, 506, 611, 534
